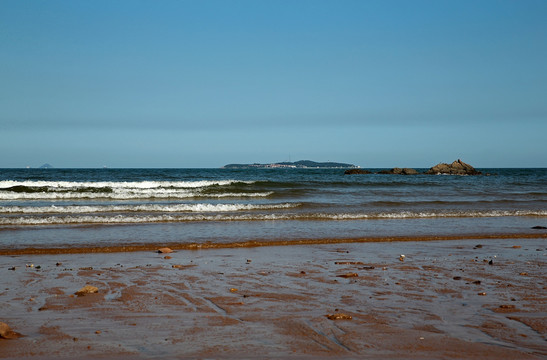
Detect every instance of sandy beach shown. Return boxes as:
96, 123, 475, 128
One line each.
1, 237, 546, 359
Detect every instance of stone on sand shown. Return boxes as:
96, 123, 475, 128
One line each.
337, 273, 359, 278
157, 247, 173, 254
326, 313, 352, 320
0, 322, 23, 339
75, 285, 99, 296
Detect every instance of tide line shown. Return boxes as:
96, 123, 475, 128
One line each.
1, 233, 545, 255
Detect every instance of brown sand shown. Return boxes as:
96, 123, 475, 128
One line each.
1, 238, 546, 359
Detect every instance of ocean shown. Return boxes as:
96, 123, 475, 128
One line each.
1, 167, 546, 251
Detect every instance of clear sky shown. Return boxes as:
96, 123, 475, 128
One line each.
1, 0, 546, 168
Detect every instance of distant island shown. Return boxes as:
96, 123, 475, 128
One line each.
223, 160, 359, 169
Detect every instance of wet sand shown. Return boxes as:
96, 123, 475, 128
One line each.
1, 238, 546, 359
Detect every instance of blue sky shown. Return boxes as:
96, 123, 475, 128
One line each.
1, 0, 546, 168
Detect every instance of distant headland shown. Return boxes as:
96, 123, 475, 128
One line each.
222, 160, 358, 169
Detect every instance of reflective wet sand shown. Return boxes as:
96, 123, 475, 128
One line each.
1, 238, 546, 359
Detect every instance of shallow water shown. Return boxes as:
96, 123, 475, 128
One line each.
1, 168, 546, 249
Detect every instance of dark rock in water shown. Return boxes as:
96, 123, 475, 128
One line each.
344, 169, 371, 175
378, 167, 418, 175
425, 159, 482, 175
531, 226, 547, 229
401, 168, 419, 175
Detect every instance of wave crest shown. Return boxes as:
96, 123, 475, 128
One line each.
1, 209, 545, 226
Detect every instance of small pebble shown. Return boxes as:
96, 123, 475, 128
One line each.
500, 304, 516, 309
75, 285, 99, 296
0, 322, 23, 339
326, 313, 352, 320
337, 273, 358, 278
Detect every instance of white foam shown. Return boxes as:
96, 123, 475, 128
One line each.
0, 202, 300, 214
1, 209, 546, 226
0, 179, 253, 189
0, 179, 272, 201
0, 191, 273, 201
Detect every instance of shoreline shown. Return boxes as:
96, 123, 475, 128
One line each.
1, 237, 546, 358
1, 232, 546, 255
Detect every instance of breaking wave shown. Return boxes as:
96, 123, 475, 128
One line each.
0, 202, 300, 214
0, 180, 270, 200
1, 209, 545, 226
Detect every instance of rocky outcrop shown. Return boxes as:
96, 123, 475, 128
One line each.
425, 159, 481, 175
378, 168, 418, 175
344, 169, 371, 175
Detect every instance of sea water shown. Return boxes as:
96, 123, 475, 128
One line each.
0, 168, 546, 249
